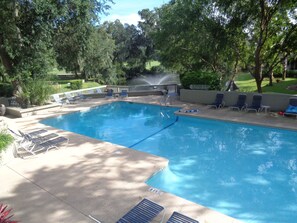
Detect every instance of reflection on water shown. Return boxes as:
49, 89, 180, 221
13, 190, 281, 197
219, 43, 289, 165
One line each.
142, 117, 297, 223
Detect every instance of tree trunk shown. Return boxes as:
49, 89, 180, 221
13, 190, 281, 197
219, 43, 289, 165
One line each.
0, 35, 14, 73
269, 70, 274, 86
74, 70, 79, 79
254, 51, 263, 93
282, 56, 287, 80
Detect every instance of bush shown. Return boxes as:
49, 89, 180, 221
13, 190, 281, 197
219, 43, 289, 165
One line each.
0, 132, 13, 152
181, 71, 221, 90
16, 78, 54, 107
70, 80, 83, 90
28, 79, 54, 106
287, 70, 297, 78
0, 83, 13, 97
150, 65, 166, 74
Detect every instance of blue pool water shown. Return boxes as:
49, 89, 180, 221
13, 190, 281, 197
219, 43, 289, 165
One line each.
41, 102, 297, 223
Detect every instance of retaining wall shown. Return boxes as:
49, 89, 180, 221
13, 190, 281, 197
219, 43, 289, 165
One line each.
180, 89, 297, 111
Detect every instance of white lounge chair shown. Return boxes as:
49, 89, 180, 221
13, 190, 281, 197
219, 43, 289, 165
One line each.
52, 94, 68, 105
17, 136, 69, 157
64, 92, 77, 104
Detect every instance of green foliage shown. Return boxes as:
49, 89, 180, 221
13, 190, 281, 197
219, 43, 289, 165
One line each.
0, 0, 112, 85
181, 71, 221, 90
103, 11, 158, 80
287, 70, 297, 78
51, 79, 102, 93
27, 79, 54, 106
82, 28, 115, 82
154, 0, 236, 75
0, 83, 13, 97
235, 73, 297, 94
70, 80, 83, 90
150, 65, 166, 74
0, 132, 13, 152
15, 78, 54, 107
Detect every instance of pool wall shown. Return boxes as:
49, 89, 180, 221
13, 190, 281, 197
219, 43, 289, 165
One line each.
180, 89, 292, 111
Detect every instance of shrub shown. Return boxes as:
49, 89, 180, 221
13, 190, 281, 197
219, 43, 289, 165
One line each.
70, 80, 83, 90
150, 65, 166, 74
181, 71, 221, 90
0, 133, 13, 152
15, 78, 54, 107
287, 70, 297, 78
0, 132, 13, 152
28, 79, 54, 106
0, 83, 13, 97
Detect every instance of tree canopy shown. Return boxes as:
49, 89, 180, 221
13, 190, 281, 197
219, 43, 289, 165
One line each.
0, 0, 113, 84
154, 0, 297, 92
0, 0, 296, 93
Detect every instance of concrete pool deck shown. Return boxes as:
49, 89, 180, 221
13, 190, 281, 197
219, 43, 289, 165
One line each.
1, 96, 297, 223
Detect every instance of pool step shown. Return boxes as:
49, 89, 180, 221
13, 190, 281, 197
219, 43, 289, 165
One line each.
148, 187, 163, 195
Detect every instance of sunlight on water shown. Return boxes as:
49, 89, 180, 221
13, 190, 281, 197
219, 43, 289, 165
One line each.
41, 102, 297, 223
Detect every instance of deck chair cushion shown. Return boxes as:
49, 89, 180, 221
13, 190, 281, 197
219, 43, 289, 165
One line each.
209, 93, 224, 108
117, 198, 164, 223
285, 105, 297, 114
166, 211, 199, 223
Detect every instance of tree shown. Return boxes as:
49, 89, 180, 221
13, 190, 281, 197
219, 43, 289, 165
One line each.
82, 27, 116, 83
138, 9, 158, 63
103, 20, 154, 79
0, 0, 112, 87
216, 0, 297, 92
154, 0, 239, 78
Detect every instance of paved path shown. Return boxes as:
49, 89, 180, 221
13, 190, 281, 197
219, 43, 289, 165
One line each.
1, 96, 296, 223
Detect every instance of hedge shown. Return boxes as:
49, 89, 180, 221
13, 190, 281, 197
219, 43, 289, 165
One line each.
181, 71, 221, 90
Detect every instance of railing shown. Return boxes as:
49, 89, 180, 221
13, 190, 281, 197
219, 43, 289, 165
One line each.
52, 86, 107, 98
51, 84, 179, 101
107, 84, 178, 93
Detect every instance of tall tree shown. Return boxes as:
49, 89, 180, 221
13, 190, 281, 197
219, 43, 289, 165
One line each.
82, 27, 115, 83
154, 0, 238, 77
0, 0, 112, 85
216, 0, 297, 92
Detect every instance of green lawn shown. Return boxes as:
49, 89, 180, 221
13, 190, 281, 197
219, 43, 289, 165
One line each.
52, 79, 102, 93
48, 68, 103, 93
235, 73, 297, 94
146, 60, 161, 70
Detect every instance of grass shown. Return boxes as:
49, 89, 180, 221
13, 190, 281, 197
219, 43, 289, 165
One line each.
0, 132, 13, 152
52, 80, 102, 93
49, 68, 70, 76
48, 68, 103, 93
235, 73, 297, 94
146, 60, 161, 70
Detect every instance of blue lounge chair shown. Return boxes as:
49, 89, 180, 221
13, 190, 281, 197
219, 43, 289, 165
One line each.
106, 89, 114, 98
116, 198, 164, 223
246, 95, 262, 112
120, 89, 128, 98
166, 211, 199, 223
209, 93, 224, 109
230, 94, 247, 111
284, 97, 297, 117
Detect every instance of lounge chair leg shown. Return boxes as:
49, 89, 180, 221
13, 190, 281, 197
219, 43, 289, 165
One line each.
88, 215, 102, 223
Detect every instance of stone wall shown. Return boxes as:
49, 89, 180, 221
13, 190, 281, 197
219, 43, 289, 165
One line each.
180, 89, 297, 111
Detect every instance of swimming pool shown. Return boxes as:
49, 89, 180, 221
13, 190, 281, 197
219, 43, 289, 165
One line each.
41, 101, 297, 223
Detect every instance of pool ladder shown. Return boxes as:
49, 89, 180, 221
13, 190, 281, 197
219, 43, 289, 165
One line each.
160, 95, 170, 106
